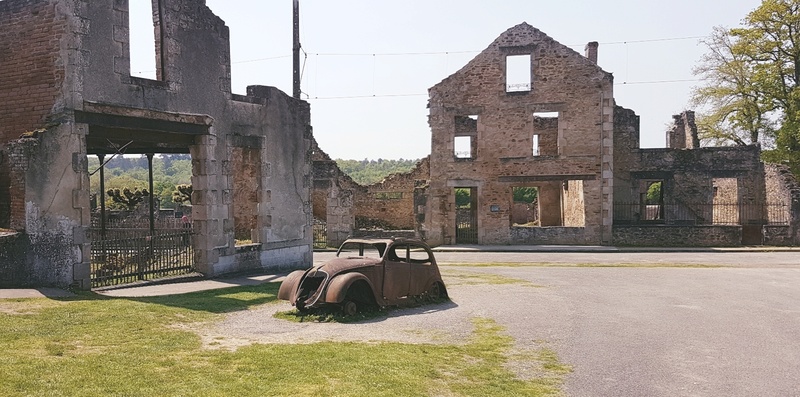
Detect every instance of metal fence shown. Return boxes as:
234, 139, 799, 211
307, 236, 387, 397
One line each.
90, 229, 193, 288
455, 208, 478, 244
613, 202, 790, 226
312, 219, 328, 249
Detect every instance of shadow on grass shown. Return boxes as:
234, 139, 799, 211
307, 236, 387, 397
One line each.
129, 282, 282, 313
53, 282, 282, 314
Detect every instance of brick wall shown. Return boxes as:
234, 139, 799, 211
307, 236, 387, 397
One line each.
0, 0, 67, 229
0, 0, 66, 145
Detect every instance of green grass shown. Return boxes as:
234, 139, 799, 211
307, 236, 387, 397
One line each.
0, 284, 567, 396
441, 262, 724, 268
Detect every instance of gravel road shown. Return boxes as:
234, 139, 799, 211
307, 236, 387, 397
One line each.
193, 252, 800, 396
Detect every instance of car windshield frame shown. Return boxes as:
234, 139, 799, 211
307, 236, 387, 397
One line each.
335, 241, 387, 259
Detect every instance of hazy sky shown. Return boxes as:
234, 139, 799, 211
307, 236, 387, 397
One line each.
128, 0, 762, 160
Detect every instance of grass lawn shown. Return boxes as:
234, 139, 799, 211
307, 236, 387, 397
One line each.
0, 283, 568, 396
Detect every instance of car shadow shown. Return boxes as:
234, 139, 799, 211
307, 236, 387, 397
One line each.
354, 299, 460, 324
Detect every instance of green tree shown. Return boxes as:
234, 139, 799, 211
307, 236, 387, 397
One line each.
455, 188, 472, 208
512, 187, 538, 203
107, 187, 149, 210
692, 0, 800, 175
172, 184, 193, 205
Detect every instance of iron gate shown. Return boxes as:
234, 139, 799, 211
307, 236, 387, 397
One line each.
90, 229, 194, 288
313, 219, 328, 249
455, 208, 478, 244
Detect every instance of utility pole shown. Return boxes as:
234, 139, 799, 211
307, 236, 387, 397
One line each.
293, 0, 301, 99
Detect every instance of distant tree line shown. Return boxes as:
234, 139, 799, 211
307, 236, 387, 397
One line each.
335, 158, 420, 185
88, 154, 192, 211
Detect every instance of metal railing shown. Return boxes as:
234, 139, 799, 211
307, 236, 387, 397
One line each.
90, 229, 194, 288
613, 202, 790, 226
312, 219, 328, 249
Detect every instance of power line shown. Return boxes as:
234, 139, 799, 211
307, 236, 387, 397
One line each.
306, 78, 703, 100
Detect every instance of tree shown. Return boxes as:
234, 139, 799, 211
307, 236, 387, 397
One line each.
692, 0, 800, 175
172, 184, 192, 205
107, 187, 149, 210
512, 187, 538, 204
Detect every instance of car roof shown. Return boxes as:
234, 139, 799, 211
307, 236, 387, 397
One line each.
342, 237, 428, 246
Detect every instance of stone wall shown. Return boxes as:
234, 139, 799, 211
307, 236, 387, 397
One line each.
356, 157, 430, 230
0, 232, 30, 287
311, 138, 359, 246
426, 23, 614, 245
613, 225, 742, 247
0, 0, 312, 287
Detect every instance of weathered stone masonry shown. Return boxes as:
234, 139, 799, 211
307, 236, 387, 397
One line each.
320, 23, 799, 248
0, 0, 312, 288
425, 23, 614, 246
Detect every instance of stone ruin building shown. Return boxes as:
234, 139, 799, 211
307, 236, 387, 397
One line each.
0, 0, 312, 288
313, 22, 800, 248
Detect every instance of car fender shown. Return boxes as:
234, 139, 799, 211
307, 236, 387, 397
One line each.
324, 272, 378, 304
277, 269, 308, 303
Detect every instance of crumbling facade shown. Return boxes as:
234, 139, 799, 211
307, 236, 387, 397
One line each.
0, 0, 312, 288
614, 109, 800, 246
311, 138, 427, 247
423, 23, 614, 246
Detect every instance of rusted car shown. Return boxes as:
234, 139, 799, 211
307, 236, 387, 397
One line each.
278, 237, 447, 315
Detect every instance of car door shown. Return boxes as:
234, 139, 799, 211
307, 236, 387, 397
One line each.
381, 244, 411, 304
407, 243, 434, 296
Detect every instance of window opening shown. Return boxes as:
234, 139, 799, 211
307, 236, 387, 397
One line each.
454, 136, 472, 159
640, 181, 664, 221
454, 115, 478, 160
511, 187, 539, 227
532, 111, 559, 156
129, 0, 158, 79
712, 177, 738, 225
232, 147, 261, 245
506, 54, 531, 92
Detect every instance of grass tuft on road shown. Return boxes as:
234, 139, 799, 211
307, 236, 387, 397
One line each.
1, 283, 566, 397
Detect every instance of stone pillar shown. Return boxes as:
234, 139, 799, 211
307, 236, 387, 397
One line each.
190, 133, 224, 275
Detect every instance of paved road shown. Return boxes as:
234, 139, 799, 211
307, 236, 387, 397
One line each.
316, 250, 800, 267
313, 251, 800, 396
456, 265, 800, 396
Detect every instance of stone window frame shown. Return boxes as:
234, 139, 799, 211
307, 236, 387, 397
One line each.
528, 104, 566, 158
453, 114, 479, 161
501, 45, 535, 95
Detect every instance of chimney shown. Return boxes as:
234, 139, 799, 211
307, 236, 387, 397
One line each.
585, 41, 598, 64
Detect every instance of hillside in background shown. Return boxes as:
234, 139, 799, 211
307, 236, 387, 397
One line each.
87, 155, 422, 209
88, 154, 192, 210
335, 158, 421, 185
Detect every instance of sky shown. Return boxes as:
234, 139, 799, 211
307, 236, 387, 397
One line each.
128, 0, 763, 160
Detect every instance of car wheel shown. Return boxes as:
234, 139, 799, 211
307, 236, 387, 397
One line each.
342, 300, 358, 316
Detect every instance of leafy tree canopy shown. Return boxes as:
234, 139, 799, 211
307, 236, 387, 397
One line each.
692, 0, 800, 176
336, 158, 420, 185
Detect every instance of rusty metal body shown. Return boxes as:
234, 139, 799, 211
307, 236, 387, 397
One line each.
278, 238, 447, 313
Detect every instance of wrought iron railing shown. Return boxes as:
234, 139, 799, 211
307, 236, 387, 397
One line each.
312, 219, 328, 249
613, 202, 790, 226
90, 229, 194, 288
